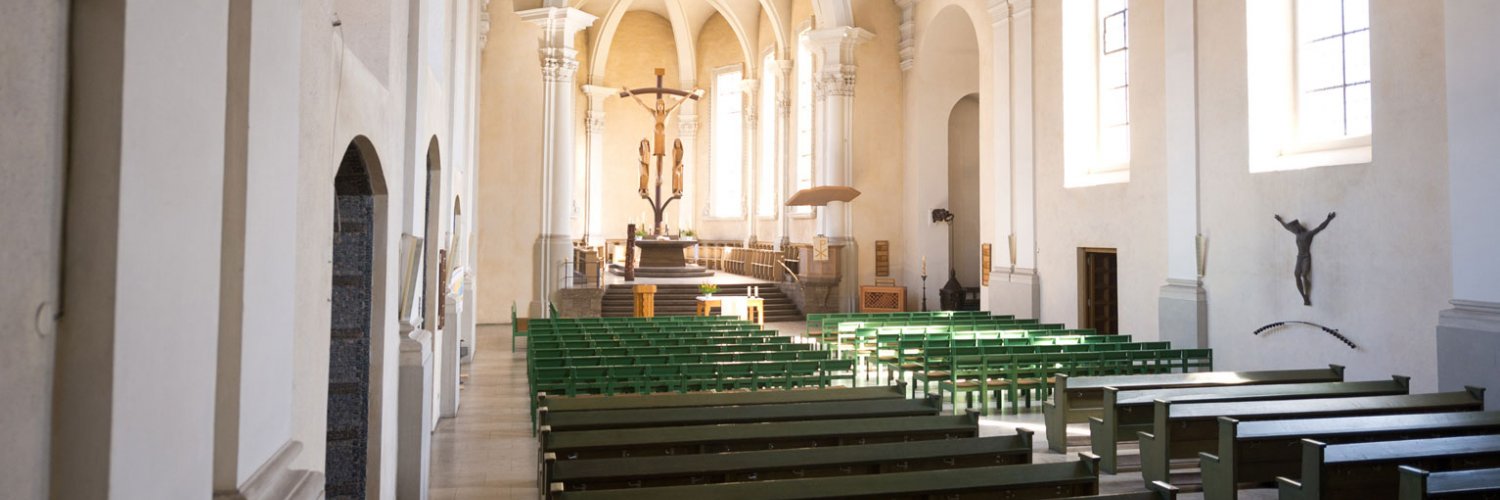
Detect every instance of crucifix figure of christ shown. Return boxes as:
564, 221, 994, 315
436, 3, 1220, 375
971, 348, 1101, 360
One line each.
621, 68, 703, 236
1275, 211, 1336, 306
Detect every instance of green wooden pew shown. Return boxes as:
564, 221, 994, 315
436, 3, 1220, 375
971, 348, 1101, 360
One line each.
929, 349, 1215, 415
1091, 376, 1412, 473
1044, 366, 1348, 452
549, 453, 1105, 500
539, 394, 943, 432
1202, 411, 1500, 500
1399, 465, 1500, 500
1139, 388, 1488, 485
545, 432, 1032, 493
1279, 434, 1500, 500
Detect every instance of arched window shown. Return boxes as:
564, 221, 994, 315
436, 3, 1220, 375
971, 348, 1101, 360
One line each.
758, 52, 778, 218
792, 32, 815, 215
710, 65, 745, 218
1098, 0, 1129, 167
1063, 0, 1131, 187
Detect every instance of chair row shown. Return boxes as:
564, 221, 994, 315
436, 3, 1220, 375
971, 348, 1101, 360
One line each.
530, 349, 832, 370
532, 359, 857, 398
530, 334, 794, 351
528, 327, 773, 343
528, 342, 814, 360
915, 349, 1214, 413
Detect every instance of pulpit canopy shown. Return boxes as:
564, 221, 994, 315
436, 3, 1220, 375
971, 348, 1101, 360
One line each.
785, 186, 862, 206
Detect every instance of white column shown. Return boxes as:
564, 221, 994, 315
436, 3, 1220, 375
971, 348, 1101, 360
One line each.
991, 0, 1039, 318
984, 0, 1014, 312
582, 85, 613, 245
677, 91, 699, 232
742, 77, 760, 242
519, 6, 595, 316
809, 27, 872, 311
1438, 0, 1500, 409
1158, 0, 1208, 347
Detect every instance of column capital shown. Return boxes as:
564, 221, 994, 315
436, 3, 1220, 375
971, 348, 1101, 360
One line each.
519, 7, 597, 82
807, 27, 872, 98
897, 0, 919, 71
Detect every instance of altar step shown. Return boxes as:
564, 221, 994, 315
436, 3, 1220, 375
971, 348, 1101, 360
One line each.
601, 283, 805, 323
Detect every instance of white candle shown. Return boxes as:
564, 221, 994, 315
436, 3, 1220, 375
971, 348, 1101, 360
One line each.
922, 256, 927, 276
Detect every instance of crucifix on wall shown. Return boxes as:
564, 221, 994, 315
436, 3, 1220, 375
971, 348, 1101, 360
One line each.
619, 68, 704, 236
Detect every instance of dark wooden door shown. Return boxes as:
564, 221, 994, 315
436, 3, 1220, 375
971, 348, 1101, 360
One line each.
1081, 249, 1119, 334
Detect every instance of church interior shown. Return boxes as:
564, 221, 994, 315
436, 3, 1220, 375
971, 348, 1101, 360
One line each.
3, 0, 1499, 499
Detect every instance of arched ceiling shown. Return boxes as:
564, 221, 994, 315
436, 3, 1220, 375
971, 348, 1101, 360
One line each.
513, 0, 847, 87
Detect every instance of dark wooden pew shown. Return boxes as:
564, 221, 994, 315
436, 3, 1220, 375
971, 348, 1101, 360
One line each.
541, 412, 980, 461
1399, 465, 1500, 499
1138, 388, 1486, 485
540, 394, 943, 432
1060, 481, 1180, 500
1091, 377, 1411, 472
538, 384, 907, 414
546, 432, 1032, 493
550, 453, 1105, 500
1278, 434, 1500, 500
1201, 411, 1500, 500
1045, 365, 1346, 452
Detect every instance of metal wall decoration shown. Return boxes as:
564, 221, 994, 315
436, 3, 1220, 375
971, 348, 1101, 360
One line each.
875, 240, 890, 277
981, 243, 992, 286
1254, 320, 1358, 350
1274, 212, 1336, 306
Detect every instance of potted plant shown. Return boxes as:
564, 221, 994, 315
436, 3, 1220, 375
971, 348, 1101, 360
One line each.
681, 228, 696, 239
698, 282, 719, 297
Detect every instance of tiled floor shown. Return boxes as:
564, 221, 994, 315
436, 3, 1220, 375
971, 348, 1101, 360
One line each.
430, 322, 1271, 499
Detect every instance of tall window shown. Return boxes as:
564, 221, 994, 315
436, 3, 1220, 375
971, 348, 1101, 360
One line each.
1296, 0, 1370, 141
792, 34, 814, 215
757, 53, 777, 217
710, 66, 744, 218
1097, 0, 1129, 167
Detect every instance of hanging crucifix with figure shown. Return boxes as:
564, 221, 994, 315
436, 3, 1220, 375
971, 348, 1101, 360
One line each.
620, 68, 704, 236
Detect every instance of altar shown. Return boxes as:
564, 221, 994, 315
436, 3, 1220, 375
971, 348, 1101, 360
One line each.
625, 239, 713, 278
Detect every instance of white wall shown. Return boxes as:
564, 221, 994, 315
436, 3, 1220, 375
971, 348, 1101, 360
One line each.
948, 94, 982, 286
1196, 0, 1449, 387
0, 1, 67, 498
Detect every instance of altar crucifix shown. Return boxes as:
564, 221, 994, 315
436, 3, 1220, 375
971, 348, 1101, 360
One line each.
620, 68, 703, 236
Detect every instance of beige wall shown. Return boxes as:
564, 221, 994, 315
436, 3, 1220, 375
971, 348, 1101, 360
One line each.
948, 94, 982, 285
476, 1, 546, 324
848, 0, 907, 288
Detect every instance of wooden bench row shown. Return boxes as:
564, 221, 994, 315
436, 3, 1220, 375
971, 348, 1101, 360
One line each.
1205, 409, 1500, 499
929, 348, 1215, 415
1044, 365, 1349, 452
1091, 376, 1414, 472
1399, 465, 1500, 499
531, 359, 857, 396
1139, 388, 1489, 487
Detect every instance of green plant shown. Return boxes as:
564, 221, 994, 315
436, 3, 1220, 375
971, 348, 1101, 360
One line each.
698, 282, 719, 295
634, 228, 647, 238
681, 228, 696, 238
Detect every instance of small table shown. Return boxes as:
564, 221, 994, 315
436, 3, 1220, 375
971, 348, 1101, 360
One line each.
695, 295, 765, 325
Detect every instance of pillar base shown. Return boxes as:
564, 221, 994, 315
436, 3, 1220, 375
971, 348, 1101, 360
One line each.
1158, 279, 1208, 348
212, 441, 323, 500
397, 331, 433, 500
988, 268, 1040, 319
1437, 300, 1500, 409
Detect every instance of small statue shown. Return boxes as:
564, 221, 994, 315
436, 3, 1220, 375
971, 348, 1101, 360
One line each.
1274, 212, 1336, 306
637, 139, 651, 198
671, 139, 684, 196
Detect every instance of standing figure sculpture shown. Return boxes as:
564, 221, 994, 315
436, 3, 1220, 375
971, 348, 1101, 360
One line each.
620, 68, 702, 236
1275, 212, 1336, 306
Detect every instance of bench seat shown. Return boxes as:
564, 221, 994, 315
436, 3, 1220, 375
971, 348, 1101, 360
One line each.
1399, 465, 1500, 499
550, 454, 1104, 500
539, 394, 942, 432
1200, 410, 1500, 500
1278, 434, 1500, 500
546, 432, 1032, 493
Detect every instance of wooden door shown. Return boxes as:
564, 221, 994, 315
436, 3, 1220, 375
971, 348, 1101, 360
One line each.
1080, 248, 1119, 334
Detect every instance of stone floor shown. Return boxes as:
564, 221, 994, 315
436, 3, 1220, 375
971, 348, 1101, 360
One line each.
430, 322, 1275, 499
